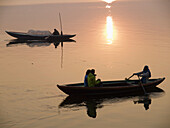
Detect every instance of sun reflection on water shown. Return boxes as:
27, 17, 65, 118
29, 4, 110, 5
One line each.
106, 16, 117, 44
103, 0, 116, 8
102, 0, 116, 4
103, 0, 117, 44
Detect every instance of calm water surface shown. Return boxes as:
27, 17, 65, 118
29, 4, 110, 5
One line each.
0, 0, 170, 128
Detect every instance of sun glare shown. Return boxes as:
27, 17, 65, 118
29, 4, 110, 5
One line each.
106, 16, 117, 44
102, 0, 116, 4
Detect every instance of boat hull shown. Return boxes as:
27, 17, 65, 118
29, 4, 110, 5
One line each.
6, 31, 76, 41
57, 78, 165, 96
6, 31, 48, 40
45, 34, 76, 42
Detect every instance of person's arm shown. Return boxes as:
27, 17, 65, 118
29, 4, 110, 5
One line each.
133, 71, 143, 76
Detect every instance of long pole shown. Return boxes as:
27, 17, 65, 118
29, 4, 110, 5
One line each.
59, 12, 63, 36
59, 12, 63, 68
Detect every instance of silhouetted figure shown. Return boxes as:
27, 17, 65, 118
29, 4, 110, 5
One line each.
133, 65, 151, 83
84, 69, 91, 87
87, 69, 101, 87
52, 29, 60, 35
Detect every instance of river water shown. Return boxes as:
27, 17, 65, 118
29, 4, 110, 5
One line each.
0, 0, 170, 128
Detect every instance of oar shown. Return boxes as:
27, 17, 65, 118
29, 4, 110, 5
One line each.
137, 75, 148, 95
125, 74, 134, 81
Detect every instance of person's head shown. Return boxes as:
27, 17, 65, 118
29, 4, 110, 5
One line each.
91, 69, 95, 75
54, 29, 57, 31
86, 69, 91, 75
143, 65, 149, 71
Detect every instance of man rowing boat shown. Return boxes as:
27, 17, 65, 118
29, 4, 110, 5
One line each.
133, 65, 151, 83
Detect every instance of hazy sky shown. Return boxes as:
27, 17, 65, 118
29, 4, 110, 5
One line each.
0, 0, 102, 6
0, 0, 140, 6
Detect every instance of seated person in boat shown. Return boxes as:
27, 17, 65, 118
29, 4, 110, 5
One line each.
87, 69, 101, 87
84, 69, 91, 87
52, 29, 60, 35
133, 65, 151, 83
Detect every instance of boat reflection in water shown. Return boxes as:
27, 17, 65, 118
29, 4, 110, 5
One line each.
59, 87, 164, 118
6, 39, 76, 68
6, 39, 76, 48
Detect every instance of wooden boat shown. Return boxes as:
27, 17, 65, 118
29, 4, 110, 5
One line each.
57, 77, 165, 96
45, 34, 76, 42
5, 31, 76, 40
6, 31, 50, 40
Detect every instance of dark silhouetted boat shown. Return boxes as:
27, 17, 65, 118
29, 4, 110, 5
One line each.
5, 30, 76, 41
57, 78, 165, 96
6, 14, 76, 41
